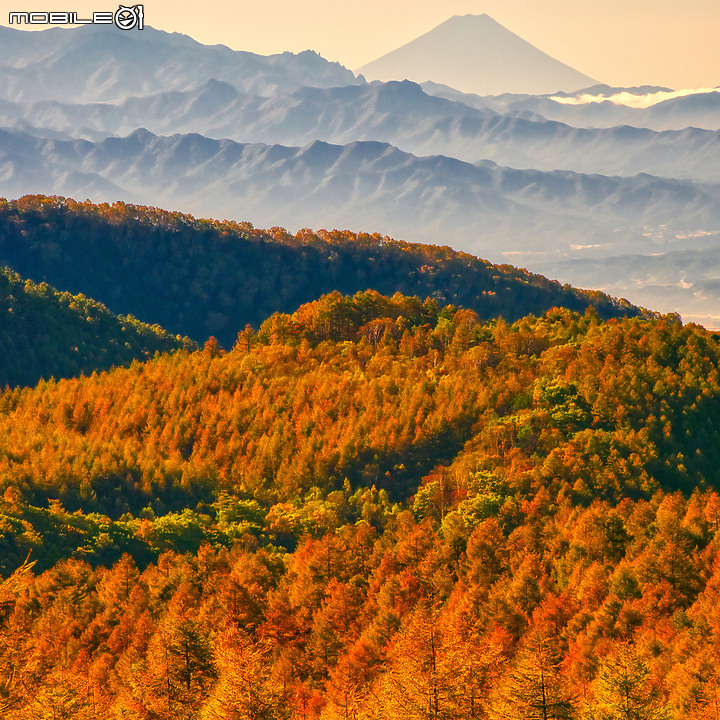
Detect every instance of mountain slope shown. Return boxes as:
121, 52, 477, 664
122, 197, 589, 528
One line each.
0, 195, 646, 348
3, 80, 720, 182
0, 296, 707, 526
358, 14, 596, 95
0, 299, 718, 717
1, 129, 718, 265
0, 24, 361, 102
0, 265, 195, 388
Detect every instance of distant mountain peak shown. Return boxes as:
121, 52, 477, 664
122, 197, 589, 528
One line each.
358, 14, 597, 96
452, 13, 498, 22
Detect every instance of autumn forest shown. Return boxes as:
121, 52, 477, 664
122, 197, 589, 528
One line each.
1, 196, 719, 719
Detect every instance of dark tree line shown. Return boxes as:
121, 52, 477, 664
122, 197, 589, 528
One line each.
0, 195, 647, 348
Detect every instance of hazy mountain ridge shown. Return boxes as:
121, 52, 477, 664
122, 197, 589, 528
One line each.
2, 19, 720, 326
2, 129, 719, 262
0, 24, 362, 103
3, 80, 720, 182
424, 82, 720, 131
0, 79, 497, 145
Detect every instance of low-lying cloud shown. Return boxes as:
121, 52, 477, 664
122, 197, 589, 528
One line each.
550, 87, 720, 109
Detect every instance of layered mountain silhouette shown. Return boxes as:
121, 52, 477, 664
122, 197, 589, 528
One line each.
358, 14, 597, 95
426, 83, 720, 131
0, 24, 361, 102
2, 80, 720, 182
1, 128, 718, 261
1, 20, 719, 325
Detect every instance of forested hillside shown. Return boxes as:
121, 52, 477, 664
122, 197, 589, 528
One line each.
0, 267, 196, 388
1, 291, 719, 718
0, 195, 645, 348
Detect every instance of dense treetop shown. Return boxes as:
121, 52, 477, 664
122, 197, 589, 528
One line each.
0, 194, 647, 348
0, 274, 715, 720
0, 290, 715, 563
0, 266, 196, 388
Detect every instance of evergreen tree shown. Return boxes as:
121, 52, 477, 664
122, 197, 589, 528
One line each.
587, 645, 668, 720
492, 634, 575, 720
200, 628, 290, 720
361, 605, 456, 720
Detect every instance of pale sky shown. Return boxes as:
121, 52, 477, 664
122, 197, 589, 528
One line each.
3, 0, 719, 89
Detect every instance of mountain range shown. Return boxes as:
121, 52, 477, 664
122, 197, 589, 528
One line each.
425, 82, 720, 131
4, 18, 720, 719
0, 24, 360, 102
3, 80, 720, 182
0, 195, 644, 356
2, 129, 718, 263
0, 17, 719, 324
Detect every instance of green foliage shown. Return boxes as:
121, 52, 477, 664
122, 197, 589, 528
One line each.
0, 266, 195, 388
495, 636, 576, 719
0, 195, 648, 349
589, 646, 669, 720
1, 287, 720, 718
456, 493, 505, 527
